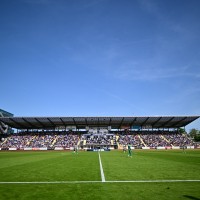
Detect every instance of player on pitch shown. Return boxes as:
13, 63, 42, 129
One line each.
74, 145, 78, 154
128, 143, 132, 157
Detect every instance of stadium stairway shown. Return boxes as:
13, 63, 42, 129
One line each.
25, 135, 35, 146
1, 138, 7, 145
138, 135, 147, 147
116, 135, 122, 149
116, 135, 119, 141
77, 139, 81, 146
52, 135, 58, 146
160, 135, 173, 147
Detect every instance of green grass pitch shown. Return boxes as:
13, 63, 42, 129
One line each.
0, 150, 199, 200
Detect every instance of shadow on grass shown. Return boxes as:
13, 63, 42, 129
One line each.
183, 195, 200, 200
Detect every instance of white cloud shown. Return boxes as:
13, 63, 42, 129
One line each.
99, 89, 146, 114
112, 62, 200, 81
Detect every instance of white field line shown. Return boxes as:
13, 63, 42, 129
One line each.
98, 151, 106, 182
105, 180, 200, 183
0, 180, 200, 184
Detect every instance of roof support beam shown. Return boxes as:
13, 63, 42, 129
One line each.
22, 118, 37, 128
59, 118, 66, 126
141, 117, 150, 127
47, 118, 55, 126
9, 118, 27, 129
170, 117, 187, 127
109, 118, 112, 126
152, 117, 162, 128
34, 118, 45, 128
118, 117, 125, 129
161, 117, 175, 128
130, 117, 137, 127
72, 118, 77, 127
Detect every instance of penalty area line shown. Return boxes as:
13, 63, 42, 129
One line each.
0, 180, 200, 184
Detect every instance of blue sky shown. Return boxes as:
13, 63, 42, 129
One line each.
1, 0, 200, 131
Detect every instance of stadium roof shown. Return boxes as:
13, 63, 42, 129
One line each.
0, 116, 199, 130
0, 109, 14, 117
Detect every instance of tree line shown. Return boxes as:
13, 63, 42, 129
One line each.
189, 129, 200, 142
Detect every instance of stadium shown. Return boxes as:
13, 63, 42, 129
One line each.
0, 110, 200, 150
0, 109, 200, 200
1, 0, 200, 199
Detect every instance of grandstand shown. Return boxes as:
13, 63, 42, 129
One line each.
0, 115, 199, 150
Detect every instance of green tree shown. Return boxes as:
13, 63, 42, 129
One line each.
194, 134, 200, 142
189, 129, 198, 138
178, 128, 186, 134
189, 129, 200, 141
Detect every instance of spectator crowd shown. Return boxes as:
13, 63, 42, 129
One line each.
0, 131, 80, 149
0, 131, 196, 149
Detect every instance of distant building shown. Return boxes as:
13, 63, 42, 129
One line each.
0, 109, 14, 134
